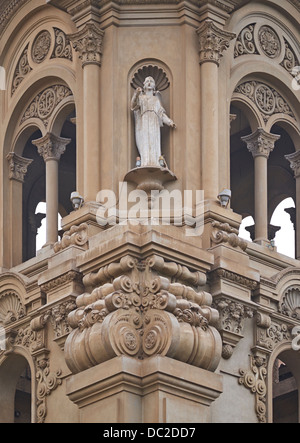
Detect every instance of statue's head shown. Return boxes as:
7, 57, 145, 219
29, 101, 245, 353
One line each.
143, 76, 156, 92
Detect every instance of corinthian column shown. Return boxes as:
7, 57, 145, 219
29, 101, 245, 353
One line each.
285, 150, 300, 258
32, 133, 71, 246
196, 20, 235, 201
242, 128, 280, 244
69, 23, 104, 202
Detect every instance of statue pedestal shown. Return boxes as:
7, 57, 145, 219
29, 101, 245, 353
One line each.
66, 356, 223, 423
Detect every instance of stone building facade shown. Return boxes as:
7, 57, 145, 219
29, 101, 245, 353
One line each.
0, 0, 300, 424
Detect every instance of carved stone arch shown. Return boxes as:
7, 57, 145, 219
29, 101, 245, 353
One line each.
267, 342, 300, 423
0, 349, 36, 423
128, 59, 174, 170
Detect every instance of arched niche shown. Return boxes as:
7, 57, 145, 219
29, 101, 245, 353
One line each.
128, 60, 173, 170
0, 353, 33, 423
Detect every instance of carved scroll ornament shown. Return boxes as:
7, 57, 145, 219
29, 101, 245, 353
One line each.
65, 257, 222, 374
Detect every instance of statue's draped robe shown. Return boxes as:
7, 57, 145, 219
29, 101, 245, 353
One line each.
132, 93, 165, 166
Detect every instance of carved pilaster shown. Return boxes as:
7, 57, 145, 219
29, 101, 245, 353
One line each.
69, 23, 104, 67
242, 128, 281, 159
196, 19, 235, 66
6, 152, 33, 182
32, 133, 71, 162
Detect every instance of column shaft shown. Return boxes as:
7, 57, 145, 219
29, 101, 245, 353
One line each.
46, 159, 59, 245
83, 63, 101, 201
254, 155, 268, 241
200, 62, 219, 200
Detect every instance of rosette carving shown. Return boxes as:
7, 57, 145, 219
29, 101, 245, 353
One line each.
65, 258, 222, 374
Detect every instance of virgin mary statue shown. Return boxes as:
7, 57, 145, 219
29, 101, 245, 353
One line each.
131, 76, 176, 167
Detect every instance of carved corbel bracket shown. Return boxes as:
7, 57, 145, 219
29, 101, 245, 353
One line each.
54, 223, 89, 253
210, 221, 248, 251
213, 296, 254, 359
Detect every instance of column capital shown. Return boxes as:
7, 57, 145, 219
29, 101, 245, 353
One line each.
6, 152, 33, 183
69, 23, 104, 67
241, 128, 281, 159
285, 150, 300, 178
196, 19, 236, 66
32, 133, 71, 162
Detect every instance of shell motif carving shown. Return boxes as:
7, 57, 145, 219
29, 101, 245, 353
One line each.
279, 287, 300, 320
131, 64, 170, 92
0, 292, 25, 325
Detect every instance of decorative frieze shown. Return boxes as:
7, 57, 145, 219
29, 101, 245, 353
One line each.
6, 152, 33, 182
69, 23, 104, 67
196, 19, 235, 66
20, 84, 73, 128
234, 81, 295, 123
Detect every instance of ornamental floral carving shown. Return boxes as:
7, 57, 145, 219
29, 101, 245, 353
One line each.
258, 26, 281, 59
11, 44, 32, 95
6, 152, 33, 182
239, 355, 267, 423
51, 28, 73, 61
32, 30, 52, 64
65, 257, 222, 374
196, 19, 235, 66
0, 291, 25, 325
69, 23, 104, 67
234, 81, 295, 123
234, 24, 258, 58
280, 37, 299, 74
36, 358, 63, 423
20, 84, 73, 128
